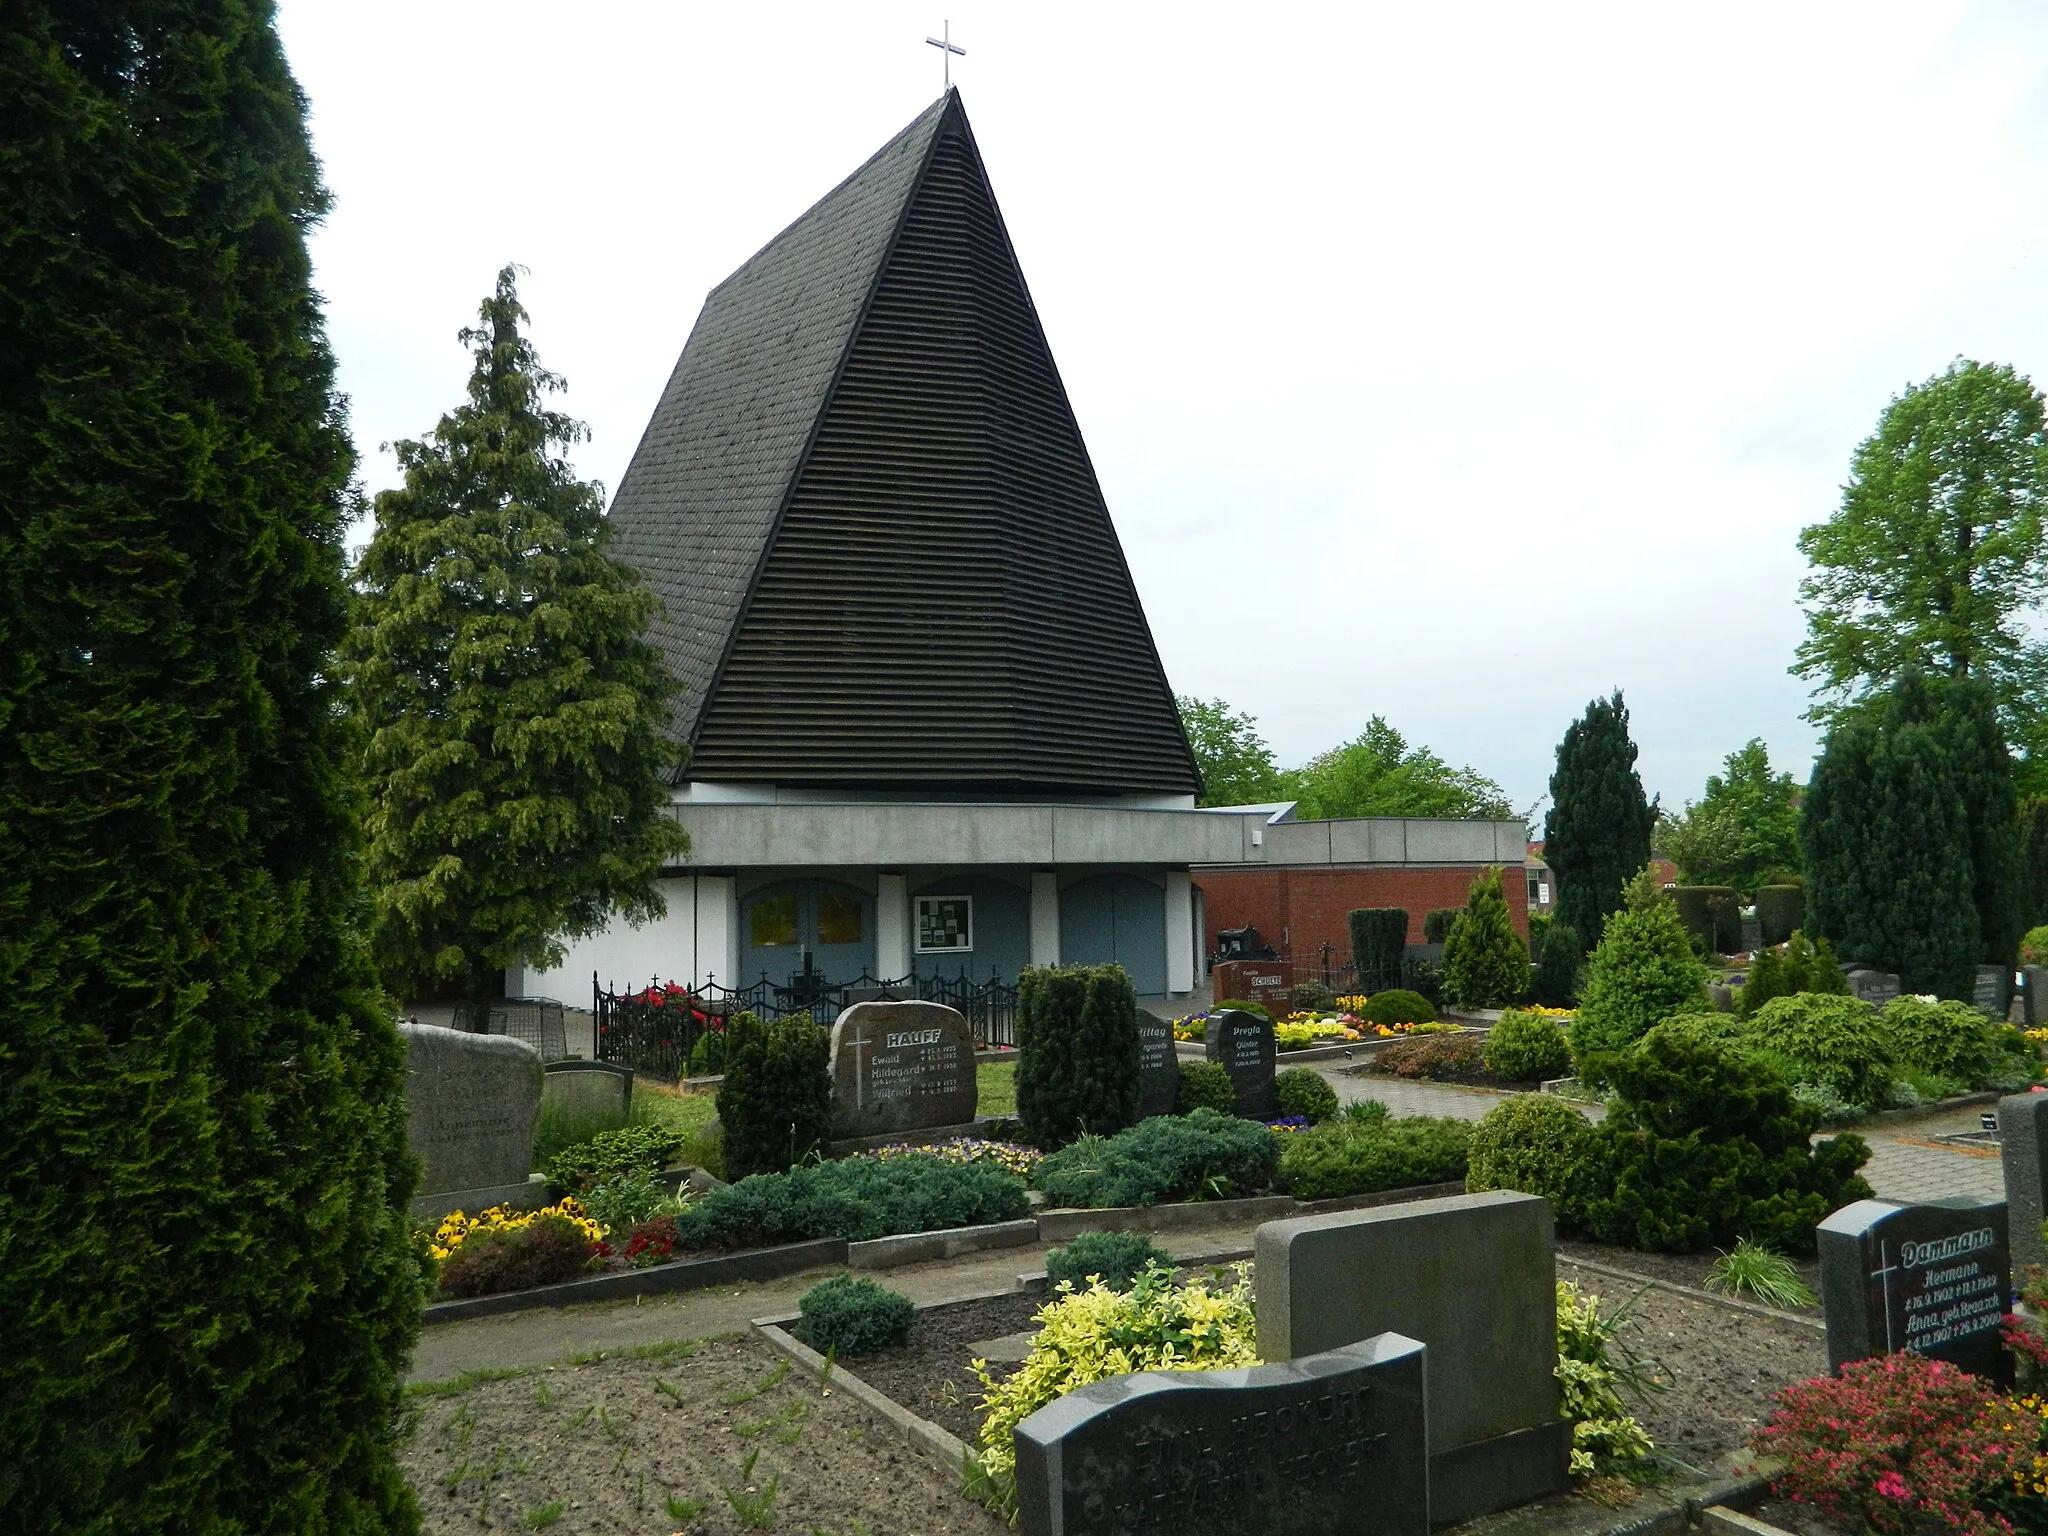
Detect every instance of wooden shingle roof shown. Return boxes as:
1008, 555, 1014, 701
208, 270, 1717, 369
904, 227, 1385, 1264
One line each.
606, 91, 1200, 796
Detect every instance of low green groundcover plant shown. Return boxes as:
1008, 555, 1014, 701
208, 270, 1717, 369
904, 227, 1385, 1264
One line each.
437, 1214, 600, 1298
1704, 1239, 1816, 1309
1032, 1109, 1278, 1208
1177, 1059, 1236, 1115
581, 1167, 686, 1234
793, 1275, 915, 1356
671, 1151, 1028, 1251
1373, 1033, 1484, 1080
1273, 1067, 1340, 1124
543, 1124, 691, 1194
1278, 1115, 1470, 1200
1465, 1094, 1592, 1210
1043, 1231, 1173, 1294
970, 1265, 1258, 1517
1358, 989, 1436, 1027
1484, 1011, 1573, 1082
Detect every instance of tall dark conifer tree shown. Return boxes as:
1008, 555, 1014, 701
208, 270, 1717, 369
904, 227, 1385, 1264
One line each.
2020, 797, 2048, 934
0, 5, 421, 1530
1544, 691, 1658, 948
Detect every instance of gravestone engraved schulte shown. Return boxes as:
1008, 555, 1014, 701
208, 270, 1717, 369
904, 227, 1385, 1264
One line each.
1135, 1012, 1178, 1119
1205, 1008, 1277, 1119
828, 999, 976, 1139
1817, 1196, 2013, 1386
399, 1022, 548, 1221
1013, 1333, 1429, 1536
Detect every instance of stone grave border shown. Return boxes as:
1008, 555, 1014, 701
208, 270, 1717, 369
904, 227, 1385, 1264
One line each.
1171, 1025, 1488, 1067
746, 1262, 1783, 1536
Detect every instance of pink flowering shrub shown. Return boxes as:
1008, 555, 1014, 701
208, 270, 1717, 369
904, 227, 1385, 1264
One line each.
1752, 1353, 2037, 1535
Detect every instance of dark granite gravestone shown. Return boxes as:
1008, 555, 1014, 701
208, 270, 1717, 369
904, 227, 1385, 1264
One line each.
827, 1000, 976, 1139
2026, 968, 2048, 1030
1136, 1012, 1178, 1119
1973, 966, 2012, 1021
1013, 1333, 1429, 1536
1817, 1196, 2013, 1386
1845, 969, 1902, 1007
2001, 1093, 2048, 1281
1740, 916, 1764, 954
1255, 1191, 1570, 1526
1205, 1008, 1277, 1119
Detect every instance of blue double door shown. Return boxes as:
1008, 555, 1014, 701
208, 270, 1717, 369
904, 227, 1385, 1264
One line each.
739, 879, 875, 988
1059, 874, 1166, 995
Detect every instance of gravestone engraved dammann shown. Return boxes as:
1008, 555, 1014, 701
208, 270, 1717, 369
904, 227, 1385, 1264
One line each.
1817, 1196, 2013, 1386
827, 999, 976, 1140
1135, 1012, 1178, 1119
1205, 1008, 1277, 1119
1013, 1333, 1429, 1536
399, 1022, 548, 1223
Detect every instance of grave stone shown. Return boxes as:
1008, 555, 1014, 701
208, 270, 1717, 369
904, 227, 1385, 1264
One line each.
2025, 967, 2048, 1030
1014, 1333, 1429, 1536
1135, 1012, 1179, 1119
1817, 1196, 2013, 1386
1254, 1190, 1569, 1525
1846, 969, 1901, 1007
827, 999, 976, 1139
1740, 916, 1764, 953
1205, 1007, 1277, 1119
2000, 1093, 2048, 1281
1973, 965, 2012, 1021
541, 1059, 634, 1135
399, 1022, 548, 1222
1209, 958, 1295, 1013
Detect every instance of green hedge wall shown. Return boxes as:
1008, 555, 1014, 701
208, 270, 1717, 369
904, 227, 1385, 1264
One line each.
1756, 885, 1805, 947
1348, 908, 1409, 992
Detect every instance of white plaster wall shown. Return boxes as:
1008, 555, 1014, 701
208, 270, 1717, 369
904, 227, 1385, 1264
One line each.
875, 872, 910, 978
1030, 871, 1060, 965
1165, 869, 1194, 994
526, 874, 740, 997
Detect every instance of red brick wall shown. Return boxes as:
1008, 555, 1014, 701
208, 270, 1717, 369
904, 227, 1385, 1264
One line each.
1195, 866, 1529, 964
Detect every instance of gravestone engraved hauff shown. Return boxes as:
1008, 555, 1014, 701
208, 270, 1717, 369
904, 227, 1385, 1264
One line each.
1135, 1012, 1178, 1119
1818, 1196, 2013, 1386
2002, 1093, 2048, 1280
1205, 1008, 1277, 1119
399, 1022, 548, 1221
828, 999, 976, 1139
1255, 1190, 1570, 1525
1013, 1333, 1428, 1536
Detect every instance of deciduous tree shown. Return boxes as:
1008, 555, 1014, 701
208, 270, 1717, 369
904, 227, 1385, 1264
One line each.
1289, 716, 1510, 820
1176, 696, 1284, 807
1653, 739, 1801, 896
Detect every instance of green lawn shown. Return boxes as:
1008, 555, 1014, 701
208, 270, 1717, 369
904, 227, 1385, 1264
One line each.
978, 1058, 1016, 1117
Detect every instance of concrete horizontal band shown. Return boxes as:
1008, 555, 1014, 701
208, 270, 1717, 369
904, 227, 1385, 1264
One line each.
848, 1218, 1041, 1270
749, 1321, 972, 1481
1033, 1180, 1469, 1243
420, 1237, 849, 1325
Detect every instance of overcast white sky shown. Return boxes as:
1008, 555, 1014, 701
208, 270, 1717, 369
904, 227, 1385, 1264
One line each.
278, 2, 2048, 816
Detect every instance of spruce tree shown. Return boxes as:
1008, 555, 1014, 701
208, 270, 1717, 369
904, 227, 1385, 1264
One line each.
1441, 868, 1528, 1008
1, 5, 420, 1529
1545, 691, 1658, 948
345, 267, 688, 1003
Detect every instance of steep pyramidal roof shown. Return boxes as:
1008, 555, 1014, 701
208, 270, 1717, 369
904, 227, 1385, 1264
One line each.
607, 91, 1200, 795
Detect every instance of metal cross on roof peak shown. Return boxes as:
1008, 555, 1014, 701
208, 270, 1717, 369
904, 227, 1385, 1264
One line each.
925, 21, 965, 89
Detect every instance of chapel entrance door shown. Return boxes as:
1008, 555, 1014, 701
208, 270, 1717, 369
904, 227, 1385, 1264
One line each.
739, 880, 875, 997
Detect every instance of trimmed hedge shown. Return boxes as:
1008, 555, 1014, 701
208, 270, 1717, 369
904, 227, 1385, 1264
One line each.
672, 1152, 1028, 1251
1348, 908, 1409, 993
1483, 1011, 1573, 1082
1465, 1095, 1593, 1209
1274, 1067, 1340, 1124
1423, 908, 1462, 945
1016, 964, 1142, 1148
717, 1011, 832, 1179
1032, 1109, 1278, 1208
1358, 989, 1437, 1026
1756, 885, 1805, 947
1278, 1117, 1471, 1199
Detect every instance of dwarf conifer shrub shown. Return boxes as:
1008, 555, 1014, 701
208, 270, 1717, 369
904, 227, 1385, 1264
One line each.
1177, 1060, 1236, 1115
1570, 870, 1709, 1060
1044, 1231, 1173, 1293
1278, 1116, 1471, 1199
1016, 964, 1141, 1148
1358, 989, 1437, 1026
1274, 1067, 1340, 1124
793, 1275, 915, 1356
1484, 1011, 1573, 1082
1466, 1094, 1593, 1209
1568, 1034, 1872, 1253
1755, 885, 1805, 946
1745, 993, 1894, 1111
1348, 908, 1409, 992
1531, 922, 1583, 1009
1443, 868, 1529, 1008
716, 1012, 832, 1179
672, 1152, 1028, 1250
1739, 931, 1850, 1016
1032, 1110, 1278, 1208
436, 1214, 600, 1298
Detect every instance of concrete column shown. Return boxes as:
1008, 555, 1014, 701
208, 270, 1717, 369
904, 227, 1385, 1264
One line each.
1031, 871, 1060, 966
876, 872, 910, 979
1165, 868, 1195, 995
697, 874, 739, 990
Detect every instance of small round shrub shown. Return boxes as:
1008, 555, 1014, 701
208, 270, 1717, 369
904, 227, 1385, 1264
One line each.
1483, 1011, 1572, 1082
1289, 979, 1338, 1013
1466, 1094, 1593, 1209
1178, 1059, 1236, 1115
436, 1214, 599, 1298
794, 1275, 914, 1356
1273, 1067, 1340, 1124
1745, 992, 1893, 1109
1373, 1033, 1483, 1080
1359, 990, 1437, 1027
1213, 998, 1273, 1020
1043, 1230, 1173, 1293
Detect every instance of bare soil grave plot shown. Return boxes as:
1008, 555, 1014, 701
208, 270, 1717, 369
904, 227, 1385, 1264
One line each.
1556, 1240, 1823, 1318
399, 1333, 1004, 1536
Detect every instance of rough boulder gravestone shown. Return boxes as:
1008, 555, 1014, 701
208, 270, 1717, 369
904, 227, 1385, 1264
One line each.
399, 1022, 548, 1222
1818, 1196, 2013, 1386
1135, 1012, 1178, 1119
1254, 1190, 1570, 1525
1206, 1008, 1277, 1119
828, 999, 976, 1140
1013, 1334, 1429, 1536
